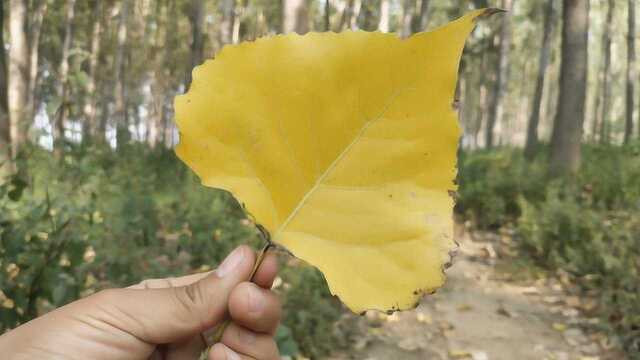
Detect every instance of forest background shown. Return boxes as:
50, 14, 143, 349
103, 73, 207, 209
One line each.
1, 0, 638, 358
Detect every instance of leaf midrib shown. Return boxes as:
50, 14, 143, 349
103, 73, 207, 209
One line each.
274, 85, 414, 237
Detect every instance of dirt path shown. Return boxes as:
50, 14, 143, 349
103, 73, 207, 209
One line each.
332, 229, 626, 360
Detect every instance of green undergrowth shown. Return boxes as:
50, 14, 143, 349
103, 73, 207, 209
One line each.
0, 143, 343, 358
456, 144, 640, 356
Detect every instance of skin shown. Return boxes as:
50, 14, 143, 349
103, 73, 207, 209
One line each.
0, 246, 281, 360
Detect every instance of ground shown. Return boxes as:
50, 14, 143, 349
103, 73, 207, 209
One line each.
331, 225, 627, 360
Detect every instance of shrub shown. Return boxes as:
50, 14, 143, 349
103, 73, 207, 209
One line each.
457, 145, 640, 356
0, 144, 343, 357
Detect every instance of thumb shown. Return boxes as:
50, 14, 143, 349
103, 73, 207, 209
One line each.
89, 245, 255, 344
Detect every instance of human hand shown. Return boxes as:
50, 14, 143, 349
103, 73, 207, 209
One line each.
0, 245, 281, 360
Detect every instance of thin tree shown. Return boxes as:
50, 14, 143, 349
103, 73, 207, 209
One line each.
625, 0, 636, 144
400, 0, 416, 38
485, 0, 515, 148
185, 0, 205, 90
220, 0, 236, 45
8, 0, 30, 159
324, 0, 331, 31
378, 0, 390, 32
524, 0, 555, 159
598, 0, 614, 144
0, 3, 9, 167
283, 0, 309, 34
26, 0, 48, 124
114, 0, 130, 149
411, 0, 430, 33
82, 0, 102, 142
52, 0, 76, 158
337, 0, 355, 31
550, 0, 589, 176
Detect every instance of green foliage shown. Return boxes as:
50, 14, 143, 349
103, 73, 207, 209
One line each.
0, 144, 342, 357
456, 149, 546, 228
457, 145, 640, 355
279, 264, 344, 359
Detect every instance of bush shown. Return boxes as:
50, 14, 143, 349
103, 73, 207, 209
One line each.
455, 149, 547, 228
279, 264, 345, 358
0, 144, 343, 357
518, 186, 640, 352
457, 145, 640, 356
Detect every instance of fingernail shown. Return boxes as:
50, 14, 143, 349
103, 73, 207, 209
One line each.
216, 247, 245, 278
222, 344, 241, 360
247, 285, 265, 314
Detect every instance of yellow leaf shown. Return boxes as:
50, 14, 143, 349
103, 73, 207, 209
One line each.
552, 323, 567, 332
175, 10, 490, 313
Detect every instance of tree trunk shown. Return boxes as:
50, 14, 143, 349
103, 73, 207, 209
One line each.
114, 0, 129, 149
8, 0, 30, 159
324, 0, 331, 31
0, 3, 10, 168
53, 0, 76, 158
378, 0, 390, 32
220, 0, 236, 44
598, 0, 614, 144
485, 0, 515, 148
358, 1, 376, 31
185, 0, 205, 90
82, 0, 102, 143
475, 51, 490, 148
550, 0, 589, 177
400, 0, 415, 38
524, 0, 555, 159
625, 0, 636, 144
591, 66, 602, 142
336, 0, 354, 31
350, 0, 361, 30
26, 0, 47, 125
415, 0, 430, 32
283, 0, 309, 34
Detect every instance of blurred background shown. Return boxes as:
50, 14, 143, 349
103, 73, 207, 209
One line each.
0, 0, 638, 359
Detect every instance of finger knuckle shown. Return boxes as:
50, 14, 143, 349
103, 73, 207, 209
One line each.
172, 283, 209, 329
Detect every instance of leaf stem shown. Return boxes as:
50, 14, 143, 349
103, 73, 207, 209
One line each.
201, 226, 273, 350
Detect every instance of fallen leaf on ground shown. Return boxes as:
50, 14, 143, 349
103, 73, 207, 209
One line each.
449, 350, 472, 358
416, 312, 433, 324
496, 305, 518, 318
552, 323, 567, 332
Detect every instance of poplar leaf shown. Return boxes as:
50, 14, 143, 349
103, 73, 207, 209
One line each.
175, 10, 490, 313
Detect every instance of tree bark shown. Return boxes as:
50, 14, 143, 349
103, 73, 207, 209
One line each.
185, 0, 205, 90
220, 0, 236, 44
378, 0, 390, 32
400, 0, 415, 38
324, 0, 331, 31
336, 0, 354, 31
598, 0, 614, 144
283, 0, 309, 34
114, 0, 129, 149
82, 0, 102, 142
53, 0, 76, 158
0, 3, 10, 167
8, 0, 30, 159
625, 0, 636, 144
415, 0, 430, 32
524, 0, 555, 159
357, 0, 376, 31
485, 0, 515, 148
550, 0, 589, 177
26, 0, 47, 125
411, 0, 430, 34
